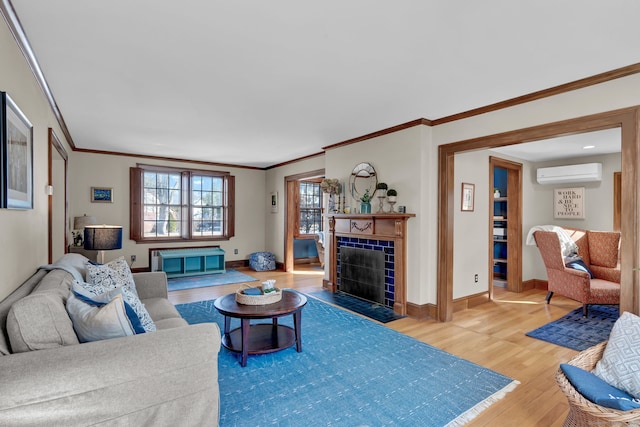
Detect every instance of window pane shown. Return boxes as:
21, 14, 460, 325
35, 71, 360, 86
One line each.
190, 175, 224, 236
298, 181, 322, 235
143, 171, 182, 237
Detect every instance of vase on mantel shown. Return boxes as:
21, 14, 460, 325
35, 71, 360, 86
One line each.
360, 202, 371, 214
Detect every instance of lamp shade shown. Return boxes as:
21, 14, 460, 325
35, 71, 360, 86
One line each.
74, 215, 97, 230
84, 225, 123, 251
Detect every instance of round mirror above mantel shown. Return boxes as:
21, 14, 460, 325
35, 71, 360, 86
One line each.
349, 162, 378, 201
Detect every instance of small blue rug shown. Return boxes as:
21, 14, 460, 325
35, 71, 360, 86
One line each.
167, 269, 257, 292
176, 295, 518, 426
526, 304, 619, 351
309, 289, 405, 323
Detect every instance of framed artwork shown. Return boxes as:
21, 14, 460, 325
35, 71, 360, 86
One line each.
461, 182, 475, 212
554, 187, 585, 219
91, 187, 114, 203
270, 191, 278, 213
1, 92, 33, 209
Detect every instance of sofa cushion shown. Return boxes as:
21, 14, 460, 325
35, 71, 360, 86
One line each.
143, 297, 182, 322
594, 312, 640, 399
154, 317, 189, 330
6, 293, 79, 353
587, 231, 620, 268
75, 280, 156, 333
66, 291, 136, 343
86, 257, 140, 298
560, 363, 640, 411
32, 269, 75, 301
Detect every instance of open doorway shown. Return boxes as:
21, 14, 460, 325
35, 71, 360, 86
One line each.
48, 128, 68, 263
284, 169, 325, 272
438, 107, 639, 322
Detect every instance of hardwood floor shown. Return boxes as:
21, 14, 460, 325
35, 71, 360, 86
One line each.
168, 265, 581, 426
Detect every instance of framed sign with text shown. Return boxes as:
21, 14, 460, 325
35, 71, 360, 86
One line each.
554, 187, 585, 219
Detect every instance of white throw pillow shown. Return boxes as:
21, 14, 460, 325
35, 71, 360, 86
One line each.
75, 277, 156, 333
66, 292, 135, 343
594, 312, 640, 398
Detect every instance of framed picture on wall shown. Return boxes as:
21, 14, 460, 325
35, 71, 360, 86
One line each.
91, 187, 114, 203
0, 92, 34, 209
270, 191, 278, 213
461, 182, 475, 212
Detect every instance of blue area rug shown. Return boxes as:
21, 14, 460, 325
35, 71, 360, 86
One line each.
526, 304, 619, 351
309, 289, 405, 323
167, 269, 257, 292
176, 294, 518, 426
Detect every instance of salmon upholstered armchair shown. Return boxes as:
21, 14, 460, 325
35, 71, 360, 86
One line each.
533, 229, 620, 317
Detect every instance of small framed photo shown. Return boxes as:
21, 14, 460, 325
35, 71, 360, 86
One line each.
270, 191, 278, 213
461, 182, 475, 212
1, 92, 34, 209
91, 187, 113, 203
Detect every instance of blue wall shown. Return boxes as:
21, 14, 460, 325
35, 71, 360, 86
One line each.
294, 239, 318, 259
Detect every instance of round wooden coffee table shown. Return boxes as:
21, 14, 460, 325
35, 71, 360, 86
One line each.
213, 289, 307, 367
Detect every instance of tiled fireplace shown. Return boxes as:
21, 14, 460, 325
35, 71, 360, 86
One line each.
337, 237, 395, 308
326, 213, 414, 315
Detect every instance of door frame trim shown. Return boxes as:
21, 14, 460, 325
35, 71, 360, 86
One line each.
438, 106, 640, 322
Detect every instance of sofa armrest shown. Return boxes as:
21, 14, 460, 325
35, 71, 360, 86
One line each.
0, 323, 221, 426
133, 271, 169, 299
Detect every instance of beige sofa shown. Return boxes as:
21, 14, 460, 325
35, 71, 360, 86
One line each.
0, 254, 221, 426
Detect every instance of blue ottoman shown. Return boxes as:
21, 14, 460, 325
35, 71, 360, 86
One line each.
249, 252, 276, 271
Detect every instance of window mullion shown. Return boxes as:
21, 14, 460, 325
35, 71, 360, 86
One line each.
183, 171, 190, 238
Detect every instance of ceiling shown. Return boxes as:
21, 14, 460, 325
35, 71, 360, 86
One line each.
7, 1, 640, 168
490, 128, 622, 162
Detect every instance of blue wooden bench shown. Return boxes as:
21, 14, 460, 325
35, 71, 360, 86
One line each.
158, 248, 225, 278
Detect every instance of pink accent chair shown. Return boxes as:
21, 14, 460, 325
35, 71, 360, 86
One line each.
533, 229, 620, 317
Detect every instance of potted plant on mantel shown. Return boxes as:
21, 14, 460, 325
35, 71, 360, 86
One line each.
386, 189, 397, 212
360, 189, 372, 214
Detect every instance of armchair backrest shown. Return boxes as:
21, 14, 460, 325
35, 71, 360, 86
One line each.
533, 231, 565, 271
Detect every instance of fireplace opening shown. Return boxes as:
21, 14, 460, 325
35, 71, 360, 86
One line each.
339, 247, 385, 304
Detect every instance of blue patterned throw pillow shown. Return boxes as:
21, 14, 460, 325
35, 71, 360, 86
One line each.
85, 256, 139, 298
82, 261, 156, 333
594, 312, 640, 399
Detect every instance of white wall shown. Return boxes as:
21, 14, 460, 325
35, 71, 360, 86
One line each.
435, 76, 638, 304
69, 152, 268, 269
0, 19, 74, 300
264, 154, 325, 262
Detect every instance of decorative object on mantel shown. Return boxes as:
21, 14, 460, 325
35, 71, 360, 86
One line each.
360, 189, 372, 214
386, 189, 397, 212
321, 178, 342, 213
349, 162, 377, 207
376, 182, 388, 213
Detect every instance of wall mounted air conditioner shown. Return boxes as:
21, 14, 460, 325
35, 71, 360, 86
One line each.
536, 163, 602, 184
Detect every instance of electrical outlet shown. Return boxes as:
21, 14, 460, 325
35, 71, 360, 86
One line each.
474, 274, 479, 283
131, 255, 137, 263
234, 249, 238, 255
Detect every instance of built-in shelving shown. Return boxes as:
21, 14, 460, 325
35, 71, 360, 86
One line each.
492, 168, 508, 288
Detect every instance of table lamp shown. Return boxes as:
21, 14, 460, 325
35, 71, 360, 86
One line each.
72, 214, 97, 247
84, 225, 123, 264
